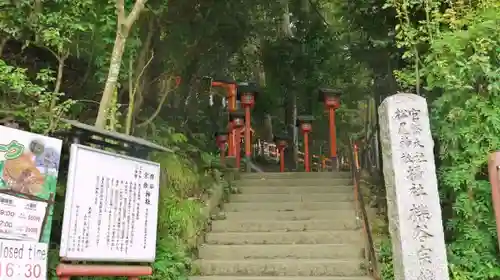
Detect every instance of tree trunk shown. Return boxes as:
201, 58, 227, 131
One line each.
95, 32, 128, 128
280, 0, 293, 38
0, 37, 8, 58
95, 0, 147, 129
132, 17, 155, 121
45, 53, 68, 134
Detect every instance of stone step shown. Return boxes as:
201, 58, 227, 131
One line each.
195, 259, 366, 276
191, 277, 371, 280
205, 231, 363, 245
198, 244, 363, 259
237, 178, 352, 187
223, 210, 357, 221
230, 193, 353, 203
211, 219, 358, 232
241, 172, 352, 179
238, 185, 352, 194
223, 202, 353, 212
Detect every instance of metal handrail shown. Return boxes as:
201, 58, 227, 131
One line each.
351, 142, 380, 280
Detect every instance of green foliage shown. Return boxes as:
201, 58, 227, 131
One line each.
384, 0, 500, 279
428, 7, 500, 278
377, 238, 394, 280
142, 130, 223, 280
0, 59, 74, 133
5, 0, 500, 279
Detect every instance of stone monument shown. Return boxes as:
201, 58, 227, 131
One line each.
379, 93, 449, 280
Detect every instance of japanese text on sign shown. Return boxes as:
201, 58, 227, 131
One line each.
59, 144, 160, 262
0, 193, 46, 242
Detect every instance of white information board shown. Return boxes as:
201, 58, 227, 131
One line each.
59, 144, 160, 262
0, 239, 48, 279
0, 193, 47, 242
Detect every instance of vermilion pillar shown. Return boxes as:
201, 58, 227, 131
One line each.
215, 132, 228, 166
278, 141, 287, 172
238, 82, 258, 172
232, 117, 244, 169
212, 80, 237, 156
229, 110, 245, 169
227, 121, 234, 157
297, 116, 314, 172
329, 107, 336, 157
228, 84, 237, 156
240, 92, 255, 172
319, 88, 341, 170
274, 134, 289, 173
300, 123, 312, 172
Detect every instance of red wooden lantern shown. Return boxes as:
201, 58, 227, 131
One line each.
241, 93, 255, 107
216, 134, 228, 147
296, 115, 314, 172
278, 140, 288, 149
233, 117, 244, 128
319, 88, 342, 167
300, 122, 312, 133
325, 95, 340, 109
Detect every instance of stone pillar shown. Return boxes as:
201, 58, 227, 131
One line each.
378, 93, 449, 280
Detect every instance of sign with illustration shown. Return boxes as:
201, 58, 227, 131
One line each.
0, 126, 62, 243
0, 125, 62, 279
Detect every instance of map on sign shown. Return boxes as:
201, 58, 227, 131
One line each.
59, 144, 161, 262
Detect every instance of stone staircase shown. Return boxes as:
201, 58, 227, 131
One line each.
192, 172, 371, 280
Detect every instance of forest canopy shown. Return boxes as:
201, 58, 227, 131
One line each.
1, 0, 499, 279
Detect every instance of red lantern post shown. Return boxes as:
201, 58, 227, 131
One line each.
238, 82, 258, 172
274, 134, 289, 173
226, 121, 234, 157
278, 140, 287, 172
232, 117, 244, 169
229, 110, 245, 169
240, 92, 255, 170
296, 116, 314, 172
215, 132, 228, 165
300, 122, 312, 172
319, 88, 341, 170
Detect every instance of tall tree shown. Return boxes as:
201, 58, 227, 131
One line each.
95, 0, 147, 128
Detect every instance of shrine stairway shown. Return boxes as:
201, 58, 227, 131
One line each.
191, 172, 372, 280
